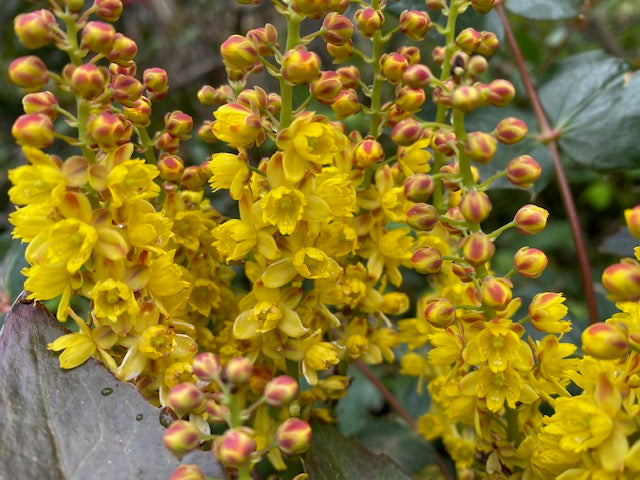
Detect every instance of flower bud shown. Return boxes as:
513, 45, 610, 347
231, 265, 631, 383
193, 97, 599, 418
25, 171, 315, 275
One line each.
452, 85, 481, 113
168, 382, 205, 417
22, 91, 58, 119
432, 130, 457, 156
451, 263, 474, 282
354, 7, 384, 37
495, 117, 528, 144
486, 79, 515, 107
169, 464, 205, 480
180, 165, 206, 191
221, 34, 257, 70
462, 232, 495, 265
459, 190, 492, 223
190, 353, 221, 385
143, 67, 169, 101
276, 419, 312, 455
70, 64, 109, 100
602, 260, 640, 301
212, 103, 262, 148
106, 33, 138, 65
224, 356, 252, 385
432, 46, 446, 65
391, 118, 422, 146
528, 292, 570, 333
154, 132, 179, 154
426, 0, 446, 9
109, 62, 136, 77
441, 206, 464, 234
81, 21, 116, 54
331, 89, 359, 119
329, 0, 349, 13
402, 64, 432, 89
506, 155, 542, 188
327, 40, 353, 63
404, 173, 434, 202
398, 45, 421, 65
88, 112, 133, 149
14, 9, 56, 49
407, 203, 438, 231
354, 137, 384, 168
625, 206, 640, 239
310, 71, 342, 105
322, 12, 353, 46
293, 0, 330, 18
477, 31, 499, 57
380, 52, 409, 84
424, 298, 456, 328
336, 66, 360, 89
464, 131, 497, 164
456, 28, 482, 54
157, 155, 185, 182
12, 113, 54, 149
396, 86, 426, 114
481, 277, 513, 310
94, 0, 124, 22
204, 399, 230, 422
399, 10, 432, 41
514, 204, 548, 235
164, 110, 193, 140
215, 428, 257, 466
264, 375, 299, 406
123, 96, 152, 126
163, 420, 201, 458
411, 246, 442, 274
513, 247, 548, 278
582, 323, 629, 360
468, 56, 489, 77
112, 74, 144, 107
471, 0, 495, 14
282, 46, 321, 85
246, 24, 278, 55
65, 0, 85, 11
9, 56, 49, 92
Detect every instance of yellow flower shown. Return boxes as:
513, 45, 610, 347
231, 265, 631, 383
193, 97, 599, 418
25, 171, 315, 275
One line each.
459, 365, 534, 412
208, 152, 250, 200
9, 203, 54, 242
397, 137, 432, 175
292, 247, 341, 280
212, 103, 262, 148
529, 292, 571, 333
261, 186, 307, 235
90, 279, 139, 322
8, 146, 66, 206
106, 159, 160, 208
233, 301, 306, 339
360, 226, 414, 287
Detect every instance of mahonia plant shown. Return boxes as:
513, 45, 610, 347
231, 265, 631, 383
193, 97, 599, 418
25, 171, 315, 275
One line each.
7, 0, 640, 478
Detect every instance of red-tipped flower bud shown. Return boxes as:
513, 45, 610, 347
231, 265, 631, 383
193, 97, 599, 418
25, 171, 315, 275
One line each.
168, 382, 205, 417
81, 21, 116, 54
456, 28, 482, 54
380, 52, 409, 84
88, 112, 132, 149
495, 117, 528, 144
14, 9, 56, 49
292, 0, 330, 18
322, 12, 354, 46
11, 113, 54, 148
70, 64, 108, 100
224, 357, 253, 385
432, 46, 446, 65
221, 34, 257, 70
163, 420, 201, 458
94, 0, 124, 22
486, 79, 515, 107
165, 110, 193, 140
215, 428, 257, 467
112, 74, 144, 107
354, 136, 384, 168
514, 204, 548, 235
412, 246, 442, 274
426, 0, 446, 9
625, 206, 640, 239
22, 91, 58, 119
169, 464, 206, 480
397, 46, 421, 65
310, 71, 342, 105
106, 33, 138, 65
424, 298, 456, 328
404, 173, 434, 202
354, 7, 384, 37
452, 85, 481, 113
432, 130, 457, 156
471, 0, 495, 14
327, 40, 353, 63
477, 31, 499, 56
264, 375, 299, 407
276, 419, 312, 455
582, 323, 629, 360
391, 118, 423, 146
407, 203, 438, 231
246, 24, 278, 55
399, 10, 432, 41
192, 352, 222, 383
143, 67, 169, 101
481, 276, 513, 310
462, 231, 495, 265
123, 96, 152, 126
464, 131, 497, 164
282, 46, 321, 85
602, 260, 640, 302
402, 64, 432, 89
459, 190, 492, 223
468, 56, 489, 77
513, 247, 548, 278
506, 155, 542, 189
396, 86, 426, 114
158, 155, 185, 182
331, 89, 359, 119
9, 56, 49, 92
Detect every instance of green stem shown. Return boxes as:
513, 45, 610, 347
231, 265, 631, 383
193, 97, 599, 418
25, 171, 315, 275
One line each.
488, 220, 516, 240
278, 13, 301, 129
368, 26, 384, 137
452, 108, 474, 190
76, 99, 96, 163
505, 407, 522, 447
479, 170, 508, 189
60, 10, 84, 66
135, 126, 157, 165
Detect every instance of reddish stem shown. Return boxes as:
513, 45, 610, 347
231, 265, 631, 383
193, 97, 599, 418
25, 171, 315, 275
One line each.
496, 4, 599, 325
354, 361, 455, 480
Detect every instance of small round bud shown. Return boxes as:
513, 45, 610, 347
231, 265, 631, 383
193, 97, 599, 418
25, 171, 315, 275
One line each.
391, 118, 422, 146
9, 56, 49, 92
461, 232, 495, 265
181, 165, 207, 191
582, 323, 628, 360
293, 0, 330, 18
215, 428, 257, 467
282, 46, 321, 85
106, 33, 138, 65
143, 67, 169, 101
112, 74, 144, 107
481, 276, 513, 310
322, 12, 354, 46
22, 91, 58, 119
451, 263, 474, 282
336, 66, 360, 89
441, 206, 465, 233
65, 0, 85, 11
477, 31, 500, 56
109, 62, 136, 77
513, 247, 548, 278
156, 132, 180, 154
431, 130, 457, 156
221, 35, 257, 70
224, 357, 252, 385
165, 110, 193, 140
329, 0, 349, 13
310, 71, 342, 105
204, 399, 230, 422
396, 86, 426, 114
399, 10, 432, 41
456, 28, 482, 54
407, 203, 438, 231
402, 64, 432, 89
354, 137, 384, 168
264, 375, 299, 407
88, 112, 133, 149
81, 21, 116, 54
158, 155, 185, 182
197, 122, 217, 143
276, 419, 312, 455
459, 190, 492, 223
196, 85, 218, 106
354, 7, 384, 37
471, 0, 495, 14
486, 79, 516, 107
468, 56, 489, 77
397, 46, 421, 65
12, 113, 54, 148
411, 246, 442, 274
168, 383, 205, 417
506, 155, 542, 188
331, 89, 359, 119
432, 46, 446, 65
327, 40, 353, 63
602, 260, 640, 302
14, 9, 56, 49
380, 52, 409, 85
163, 420, 201, 458
424, 298, 456, 328
495, 117, 528, 144
625, 206, 640, 239
246, 24, 278, 55
464, 131, 497, 164
192, 352, 222, 383
94, 0, 124, 22
70, 64, 108, 100
426, 0, 446, 9
452, 85, 481, 113
123, 96, 152, 127
169, 464, 205, 480
404, 173, 434, 202
514, 204, 548, 235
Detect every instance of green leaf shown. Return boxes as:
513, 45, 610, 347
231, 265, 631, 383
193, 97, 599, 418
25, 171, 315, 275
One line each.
0, 300, 223, 480
305, 421, 413, 480
336, 365, 384, 436
599, 226, 638, 257
540, 50, 640, 169
505, 0, 581, 20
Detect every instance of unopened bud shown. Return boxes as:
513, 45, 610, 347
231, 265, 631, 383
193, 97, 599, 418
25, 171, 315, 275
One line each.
331, 89, 359, 119
399, 10, 432, 41
431, 130, 457, 156
123, 96, 152, 126
459, 190, 492, 223
380, 52, 409, 84
168, 382, 205, 417
495, 117, 528, 144
158, 155, 185, 182
412, 246, 442, 274
407, 203, 438, 231
112, 74, 144, 107
293, 0, 330, 18
396, 86, 426, 114
276, 418, 312, 455
310, 71, 342, 105
180, 165, 206, 191
221, 34, 257, 70
513, 247, 548, 278
471, 0, 495, 14
468, 56, 489, 77
215, 428, 257, 466
224, 356, 252, 385
163, 420, 201, 458
452, 85, 481, 113
14, 9, 56, 49
336, 66, 359, 89
264, 375, 299, 407
354, 137, 384, 168
322, 12, 353, 46
625, 206, 640, 239
106, 33, 138, 65
88, 112, 132, 149
404, 173, 434, 202
456, 28, 482, 54
462, 232, 495, 265
424, 298, 456, 328
354, 7, 384, 37
402, 64, 432, 89
282, 46, 321, 85
82, 21, 116, 54
481, 277, 513, 310
397, 46, 421, 65
192, 352, 222, 383
22, 91, 58, 119
602, 260, 640, 301
514, 204, 548, 235
204, 399, 230, 422
70, 64, 109, 100
155, 132, 180, 154
65, 0, 85, 11
441, 206, 465, 233
9, 56, 49, 92
327, 40, 353, 63
426, 0, 446, 9
582, 323, 628, 360
143, 67, 169, 101
109, 62, 136, 77
246, 24, 278, 55
506, 155, 542, 189
391, 118, 422, 146
164, 110, 193, 140
477, 31, 499, 56
486, 79, 515, 107
464, 131, 497, 164
169, 464, 205, 480
12, 113, 54, 148
452, 263, 474, 282
432, 46, 446, 65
